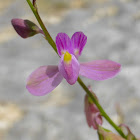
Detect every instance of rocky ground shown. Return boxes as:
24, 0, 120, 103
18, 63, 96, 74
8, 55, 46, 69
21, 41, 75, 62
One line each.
0, 0, 140, 139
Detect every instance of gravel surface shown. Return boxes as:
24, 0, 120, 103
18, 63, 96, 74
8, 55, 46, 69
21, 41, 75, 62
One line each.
0, 0, 140, 139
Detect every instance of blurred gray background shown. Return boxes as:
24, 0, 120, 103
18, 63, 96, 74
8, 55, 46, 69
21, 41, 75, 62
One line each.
0, 0, 140, 139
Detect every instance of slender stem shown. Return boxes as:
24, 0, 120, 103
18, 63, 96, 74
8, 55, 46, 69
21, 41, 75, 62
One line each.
26, 0, 126, 138
98, 131, 103, 140
26, 0, 57, 53
77, 77, 126, 138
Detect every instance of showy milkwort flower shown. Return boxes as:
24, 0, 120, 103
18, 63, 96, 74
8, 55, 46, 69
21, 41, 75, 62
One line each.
26, 32, 121, 96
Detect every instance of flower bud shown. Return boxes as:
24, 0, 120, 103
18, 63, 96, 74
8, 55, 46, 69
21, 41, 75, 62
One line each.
84, 93, 102, 129
11, 18, 44, 38
98, 126, 125, 140
127, 133, 137, 140
119, 124, 137, 140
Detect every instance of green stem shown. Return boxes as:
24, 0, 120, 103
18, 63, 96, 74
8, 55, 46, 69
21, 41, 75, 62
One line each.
77, 77, 126, 138
26, 0, 57, 53
26, 0, 126, 138
98, 131, 103, 140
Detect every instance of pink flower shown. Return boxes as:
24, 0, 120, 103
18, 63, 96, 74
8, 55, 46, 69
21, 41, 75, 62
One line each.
84, 94, 103, 129
26, 32, 121, 96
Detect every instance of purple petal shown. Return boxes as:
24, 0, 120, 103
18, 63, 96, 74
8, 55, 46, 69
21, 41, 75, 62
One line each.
80, 60, 121, 80
26, 65, 63, 96
56, 33, 72, 56
71, 32, 87, 58
59, 53, 80, 85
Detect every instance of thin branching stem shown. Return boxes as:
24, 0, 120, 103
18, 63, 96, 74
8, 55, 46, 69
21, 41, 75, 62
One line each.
26, 0, 57, 53
26, 0, 126, 138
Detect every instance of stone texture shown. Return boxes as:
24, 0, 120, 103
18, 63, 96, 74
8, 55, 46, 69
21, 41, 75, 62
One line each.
0, 0, 140, 139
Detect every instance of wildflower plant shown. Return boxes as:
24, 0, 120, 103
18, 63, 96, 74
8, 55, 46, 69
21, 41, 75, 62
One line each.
11, 0, 139, 139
